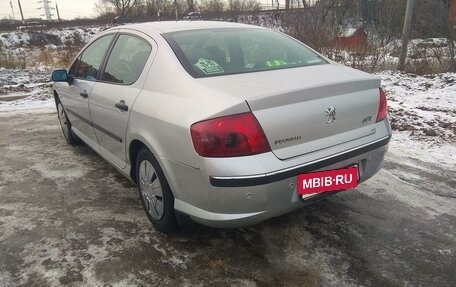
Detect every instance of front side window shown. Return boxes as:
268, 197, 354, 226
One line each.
163, 28, 326, 78
74, 34, 114, 81
101, 35, 152, 85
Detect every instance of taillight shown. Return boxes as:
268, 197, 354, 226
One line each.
376, 88, 388, 122
190, 112, 271, 157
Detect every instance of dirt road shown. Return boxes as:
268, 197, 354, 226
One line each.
0, 108, 454, 286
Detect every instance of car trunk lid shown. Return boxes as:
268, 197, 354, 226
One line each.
198, 64, 381, 160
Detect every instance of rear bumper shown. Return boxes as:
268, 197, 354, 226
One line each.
163, 134, 391, 228
175, 189, 345, 228
210, 135, 390, 187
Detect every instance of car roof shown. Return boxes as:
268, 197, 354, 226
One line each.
115, 21, 264, 34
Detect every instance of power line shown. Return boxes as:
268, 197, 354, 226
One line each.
57, 9, 95, 15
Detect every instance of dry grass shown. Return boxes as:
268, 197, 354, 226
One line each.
0, 50, 26, 69
0, 44, 84, 70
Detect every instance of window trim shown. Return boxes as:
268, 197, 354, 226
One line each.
98, 32, 153, 86
68, 54, 81, 77
162, 28, 328, 79
96, 32, 119, 82
70, 33, 117, 81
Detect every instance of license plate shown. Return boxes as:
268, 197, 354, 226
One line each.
297, 167, 358, 197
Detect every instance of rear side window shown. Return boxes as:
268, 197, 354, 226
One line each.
102, 34, 152, 85
74, 34, 114, 81
164, 28, 326, 78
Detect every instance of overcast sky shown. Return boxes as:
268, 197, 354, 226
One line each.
0, 0, 98, 20
0, 0, 298, 21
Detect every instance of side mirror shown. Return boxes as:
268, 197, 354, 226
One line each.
51, 69, 68, 82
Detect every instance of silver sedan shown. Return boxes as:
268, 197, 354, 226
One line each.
51, 21, 391, 233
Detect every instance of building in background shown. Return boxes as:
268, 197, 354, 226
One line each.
334, 27, 368, 50
451, 0, 456, 25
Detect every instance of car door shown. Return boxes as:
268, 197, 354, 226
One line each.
89, 33, 154, 168
58, 34, 116, 146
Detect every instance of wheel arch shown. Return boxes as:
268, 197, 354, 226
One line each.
53, 89, 60, 108
128, 138, 161, 184
129, 139, 147, 184
128, 137, 181, 198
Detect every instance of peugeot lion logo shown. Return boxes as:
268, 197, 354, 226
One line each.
325, 106, 336, 124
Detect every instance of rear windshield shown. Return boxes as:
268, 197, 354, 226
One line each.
163, 28, 327, 78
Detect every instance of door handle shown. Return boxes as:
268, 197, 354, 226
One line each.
80, 91, 88, 98
115, 100, 128, 112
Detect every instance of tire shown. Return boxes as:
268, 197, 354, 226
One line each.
136, 148, 178, 233
57, 102, 80, 145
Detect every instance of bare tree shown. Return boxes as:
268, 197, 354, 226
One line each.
228, 0, 261, 13
445, 8, 456, 72
95, 1, 116, 17
187, 0, 194, 12
100, 0, 142, 16
198, 0, 225, 15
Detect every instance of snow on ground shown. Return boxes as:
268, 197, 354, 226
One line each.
326, 37, 454, 72
380, 71, 456, 172
0, 68, 53, 112
0, 26, 106, 48
387, 131, 455, 170
379, 71, 456, 143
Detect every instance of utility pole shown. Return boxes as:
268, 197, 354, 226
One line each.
56, 3, 61, 22
174, 0, 178, 21
399, 0, 415, 71
320, 0, 325, 22
356, 0, 361, 20
17, 0, 25, 24
10, 0, 16, 20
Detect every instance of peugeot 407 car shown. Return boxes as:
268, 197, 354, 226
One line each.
51, 21, 391, 233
